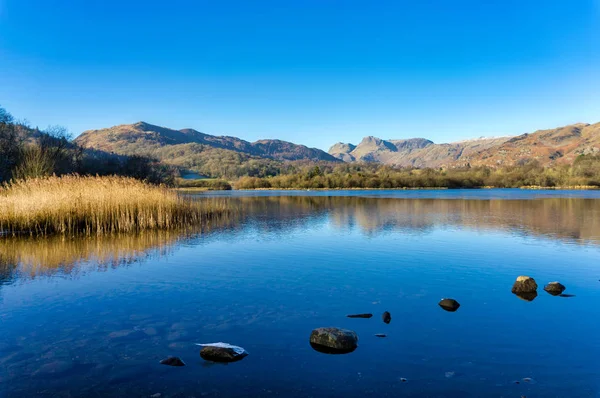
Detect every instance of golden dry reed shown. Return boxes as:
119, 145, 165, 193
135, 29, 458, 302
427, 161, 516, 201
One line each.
0, 175, 229, 237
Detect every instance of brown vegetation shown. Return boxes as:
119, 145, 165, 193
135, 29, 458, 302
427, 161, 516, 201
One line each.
0, 175, 229, 237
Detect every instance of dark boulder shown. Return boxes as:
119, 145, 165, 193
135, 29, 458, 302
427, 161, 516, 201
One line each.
544, 282, 566, 296
197, 343, 248, 363
309, 327, 358, 354
159, 357, 185, 367
382, 311, 391, 324
512, 276, 538, 294
438, 298, 460, 312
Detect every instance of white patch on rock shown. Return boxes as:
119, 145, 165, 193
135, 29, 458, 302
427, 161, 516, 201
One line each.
195, 342, 247, 355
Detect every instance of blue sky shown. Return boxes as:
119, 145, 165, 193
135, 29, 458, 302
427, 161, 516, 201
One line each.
1, 1, 599, 150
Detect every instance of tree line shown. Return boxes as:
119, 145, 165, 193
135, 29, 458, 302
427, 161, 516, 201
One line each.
0, 106, 175, 185
234, 159, 600, 189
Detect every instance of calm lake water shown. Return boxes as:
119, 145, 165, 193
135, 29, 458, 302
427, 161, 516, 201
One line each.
1, 189, 600, 397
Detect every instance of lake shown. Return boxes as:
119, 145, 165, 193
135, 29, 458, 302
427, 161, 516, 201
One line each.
1, 189, 600, 397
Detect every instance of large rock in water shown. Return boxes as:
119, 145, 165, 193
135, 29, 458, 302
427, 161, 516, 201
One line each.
511, 276, 538, 294
197, 343, 248, 363
438, 298, 460, 312
310, 327, 358, 354
544, 282, 566, 296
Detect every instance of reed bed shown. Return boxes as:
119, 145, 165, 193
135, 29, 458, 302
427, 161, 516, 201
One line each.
0, 175, 229, 237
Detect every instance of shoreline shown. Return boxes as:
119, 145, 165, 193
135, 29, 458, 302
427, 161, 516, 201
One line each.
227, 185, 600, 191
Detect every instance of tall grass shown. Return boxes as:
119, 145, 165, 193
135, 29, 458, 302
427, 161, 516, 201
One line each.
0, 175, 229, 237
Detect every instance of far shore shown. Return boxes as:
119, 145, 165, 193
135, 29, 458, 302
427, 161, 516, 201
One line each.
193, 185, 600, 192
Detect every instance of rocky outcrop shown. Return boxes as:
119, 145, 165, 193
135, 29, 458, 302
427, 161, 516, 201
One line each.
309, 327, 358, 354
438, 298, 461, 312
512, 276, 538, 294
544, 282, 566, 296
197, 343, 248, 363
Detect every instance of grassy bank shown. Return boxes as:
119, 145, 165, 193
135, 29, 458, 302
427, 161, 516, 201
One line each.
0, 175, 229, 237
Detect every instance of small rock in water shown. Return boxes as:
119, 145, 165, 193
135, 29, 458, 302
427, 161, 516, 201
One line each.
347, 313, 373, 318
512, 276, 538, 294
197, 343, 248, 363
544, 282, 566, 296
375, 334, 387, 338
400, 377, 408, 383
159, 356, 185, 367
522, 377, 536, 384
310, 327, 358, 354
559, 293, 576, 297
438, 298, 460, 312
382, 311, 391, 324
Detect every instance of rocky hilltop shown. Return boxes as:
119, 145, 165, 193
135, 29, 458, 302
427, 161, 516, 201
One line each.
76, 122, 339, 162
328, 122, 600, 168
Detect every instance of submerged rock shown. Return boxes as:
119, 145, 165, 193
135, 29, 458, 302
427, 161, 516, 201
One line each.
159, 356, 185, 367
544, 282, 566, 296
438, 298, 460, 312
375, 334, 387, 338
347, 313, 373, 318
310, 327, 358, 354
559, 293, 576, 298
197, 343, 248, 363
512, 276, 538, 294
382, 311, 391, 324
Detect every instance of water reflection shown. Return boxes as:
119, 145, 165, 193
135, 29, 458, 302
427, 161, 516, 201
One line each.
229, 196, 600, 245
1, 196, 599, 284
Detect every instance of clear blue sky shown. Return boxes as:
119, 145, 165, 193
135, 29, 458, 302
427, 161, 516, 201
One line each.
1, 1, 599, 150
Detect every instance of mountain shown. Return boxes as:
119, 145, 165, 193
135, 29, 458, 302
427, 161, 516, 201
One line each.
328, 122, 600, 168
76, 122, 338, 162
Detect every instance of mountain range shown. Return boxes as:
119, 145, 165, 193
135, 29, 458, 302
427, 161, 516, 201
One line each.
75, 121, 600, 176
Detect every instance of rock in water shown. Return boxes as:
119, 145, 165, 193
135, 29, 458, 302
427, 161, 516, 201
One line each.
382, 311, 391, 324
512, 276, 538, 294
544, 282, 566, 296
197, 343, 248, 363
347, 313, 373, 318
438, 298, 460, 312
159, 356, 185, 367
375, 334, 387, 338
559, 293, 576, 298
309, 327, 358, 354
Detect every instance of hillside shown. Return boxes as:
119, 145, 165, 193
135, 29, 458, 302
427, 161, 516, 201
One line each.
76, 122, 338, 162
328, 122, 600, 168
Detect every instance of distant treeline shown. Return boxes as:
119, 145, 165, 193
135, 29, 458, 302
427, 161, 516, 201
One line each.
234, 159, 600, 189
0, 106, 175, 185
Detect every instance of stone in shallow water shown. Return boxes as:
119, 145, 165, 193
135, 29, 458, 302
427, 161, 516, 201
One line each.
512, 276, 538, 294
382, 311, 391, 324
159, 356, 185, 367
559, 293, 576, 298
309, 327, 358, 354
346, 313, 373, 318
375, 334, 387, 338
197, 343, 248, 363
438, 298, 460, 312
544, 282, 566, 296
